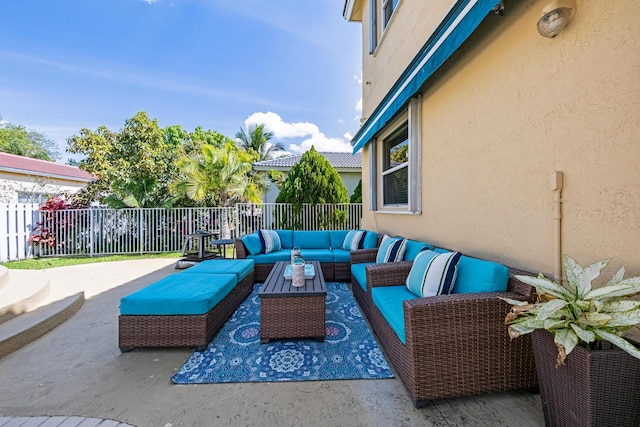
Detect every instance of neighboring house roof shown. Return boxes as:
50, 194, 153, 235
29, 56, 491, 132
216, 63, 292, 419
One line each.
0, 152, 93, 182
253, 152, 362, 171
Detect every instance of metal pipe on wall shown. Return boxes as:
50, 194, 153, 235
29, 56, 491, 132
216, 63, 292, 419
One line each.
551, 171, 564, 283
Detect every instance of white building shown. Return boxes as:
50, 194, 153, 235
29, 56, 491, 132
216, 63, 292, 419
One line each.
0, 152, 92, 203
252, 152, 362, 203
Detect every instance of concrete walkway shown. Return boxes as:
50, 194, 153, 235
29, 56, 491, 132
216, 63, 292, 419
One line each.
0, 259, 545, 427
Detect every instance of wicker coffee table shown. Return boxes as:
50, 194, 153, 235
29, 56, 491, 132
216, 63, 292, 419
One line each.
259, 261, 326, 343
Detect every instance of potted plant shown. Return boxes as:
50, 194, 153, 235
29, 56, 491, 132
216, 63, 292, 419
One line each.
501, 254, 640, 427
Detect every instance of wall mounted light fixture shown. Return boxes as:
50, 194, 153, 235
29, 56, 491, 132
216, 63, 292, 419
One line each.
537, 0, 577, 38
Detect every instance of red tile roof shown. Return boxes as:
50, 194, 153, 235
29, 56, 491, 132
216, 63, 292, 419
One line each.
0, 152, 93, 181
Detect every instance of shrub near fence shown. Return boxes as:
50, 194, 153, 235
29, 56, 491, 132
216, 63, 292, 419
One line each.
0, 203, 362, 261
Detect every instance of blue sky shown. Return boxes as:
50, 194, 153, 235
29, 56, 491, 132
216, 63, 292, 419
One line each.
0, 0, 363, 162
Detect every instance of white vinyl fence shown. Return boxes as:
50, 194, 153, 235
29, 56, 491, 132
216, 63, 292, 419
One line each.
0, 203, 362, 262
1, 203, 40, 262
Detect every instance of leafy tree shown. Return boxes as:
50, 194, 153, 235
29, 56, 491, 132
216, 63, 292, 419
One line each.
276, 146, 348, 205
0, 117, 60, 161
275, 147, 348, 229
350, 179, 362, 203
67, 111, 175, 208
170, 141, 264, 206
235, 124, 285, 161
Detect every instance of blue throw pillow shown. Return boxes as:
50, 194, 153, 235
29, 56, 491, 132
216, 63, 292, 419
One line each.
258, 229, 282, 254
406, 250, 462, 297
342, 230, 366, 251
376, 235, 407, 263
241, 233, 263, 255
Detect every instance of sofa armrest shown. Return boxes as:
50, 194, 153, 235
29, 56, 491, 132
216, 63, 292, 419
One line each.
402, 290, 529, 352
235, 238, 248, 259
366, 261, 413, 290
350, 248, 378, 264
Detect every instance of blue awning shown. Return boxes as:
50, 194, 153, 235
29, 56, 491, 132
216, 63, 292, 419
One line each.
352, 0, 501, 153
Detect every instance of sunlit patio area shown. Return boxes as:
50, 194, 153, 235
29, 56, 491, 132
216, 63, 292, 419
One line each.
0, 259, 545, 427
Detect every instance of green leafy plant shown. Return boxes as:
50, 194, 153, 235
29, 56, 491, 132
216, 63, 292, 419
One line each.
501, 254, 640, 366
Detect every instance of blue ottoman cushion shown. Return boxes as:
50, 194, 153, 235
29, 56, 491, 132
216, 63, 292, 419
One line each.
180, 259, 254, 281
120, 273, 237, 315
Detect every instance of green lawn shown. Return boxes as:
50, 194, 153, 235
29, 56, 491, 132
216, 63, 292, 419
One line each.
1, 252, 182, 270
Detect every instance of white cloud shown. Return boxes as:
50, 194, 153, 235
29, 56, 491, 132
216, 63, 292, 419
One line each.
288, 133, 352, 154
244, 111, 318, 139
355, 98, 362, 113
244, 111, 352, 154
343, 132, 353, 140
143, 0, 159, 4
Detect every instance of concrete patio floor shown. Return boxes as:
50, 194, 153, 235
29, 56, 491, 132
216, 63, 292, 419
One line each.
0, 259, 545, 427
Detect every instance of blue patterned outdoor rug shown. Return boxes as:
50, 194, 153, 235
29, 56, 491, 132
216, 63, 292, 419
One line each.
172, 283, 394, 383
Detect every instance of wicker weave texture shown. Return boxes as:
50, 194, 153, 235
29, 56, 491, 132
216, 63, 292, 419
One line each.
260, 295, 326, 340
259, 261, 326, 341
118, 271, 254, 351
333, 262, 351, 281
352, 260, 538, 406
532, 330, 640, 427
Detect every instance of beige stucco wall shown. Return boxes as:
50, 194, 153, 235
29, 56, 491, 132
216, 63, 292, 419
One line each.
361, 0, 456, 118
359, 0, 640, 278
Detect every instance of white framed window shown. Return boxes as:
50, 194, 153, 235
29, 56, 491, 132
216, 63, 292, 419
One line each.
369, 96, 421, 213
382, 0, 399, 29
369, 0, 378, 53
382, 125, 408, 206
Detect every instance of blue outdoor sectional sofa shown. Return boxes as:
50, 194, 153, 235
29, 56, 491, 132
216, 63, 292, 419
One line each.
234, 229, 380, 282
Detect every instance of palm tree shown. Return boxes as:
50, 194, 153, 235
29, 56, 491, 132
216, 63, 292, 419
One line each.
171, 141, 264, 206
235, 124, 285, 161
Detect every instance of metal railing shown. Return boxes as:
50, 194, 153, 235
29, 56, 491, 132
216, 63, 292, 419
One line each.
20, 203, 362, 259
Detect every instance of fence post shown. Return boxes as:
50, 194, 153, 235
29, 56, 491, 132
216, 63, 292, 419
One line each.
90, 208, 95, 257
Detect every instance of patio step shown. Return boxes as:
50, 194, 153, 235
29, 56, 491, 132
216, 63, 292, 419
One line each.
0, 291, 85, 360
0, 269, 51, 325
0, 266, 9, 290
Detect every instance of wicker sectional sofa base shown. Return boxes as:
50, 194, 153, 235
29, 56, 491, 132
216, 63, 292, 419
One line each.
118, 262, 254, 352
351, 254, 538, 407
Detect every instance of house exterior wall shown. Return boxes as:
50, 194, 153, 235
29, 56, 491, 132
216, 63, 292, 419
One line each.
356, 0, 640, 277
0, 171, 88, 203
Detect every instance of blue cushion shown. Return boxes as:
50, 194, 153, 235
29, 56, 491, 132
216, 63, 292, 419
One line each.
247, 251, 290, 264
298, 248, 334, 262
120, 273, 237, 315
371, 285, 416, 344
342, 230, 367, 250
294, 231, 331, 249
275, 230, 294, 249
454, 256, 509, 294
258, 229, 282, 254
242, 233, 263, 255
331, 248, 351, 263
406, 250, 461, 297
403, 239, 434, 261
363, 231, 379, 249
329, 230, 349, 249
180, 259, 254, 281
376, 235, 407, 263
351, 262, 374, 292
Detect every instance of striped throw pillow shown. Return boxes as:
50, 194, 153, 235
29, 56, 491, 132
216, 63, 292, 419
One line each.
376, 235, 407, 263
406, 250, 461, 297
342, 230, 366, 251
257, 229, 282, 254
